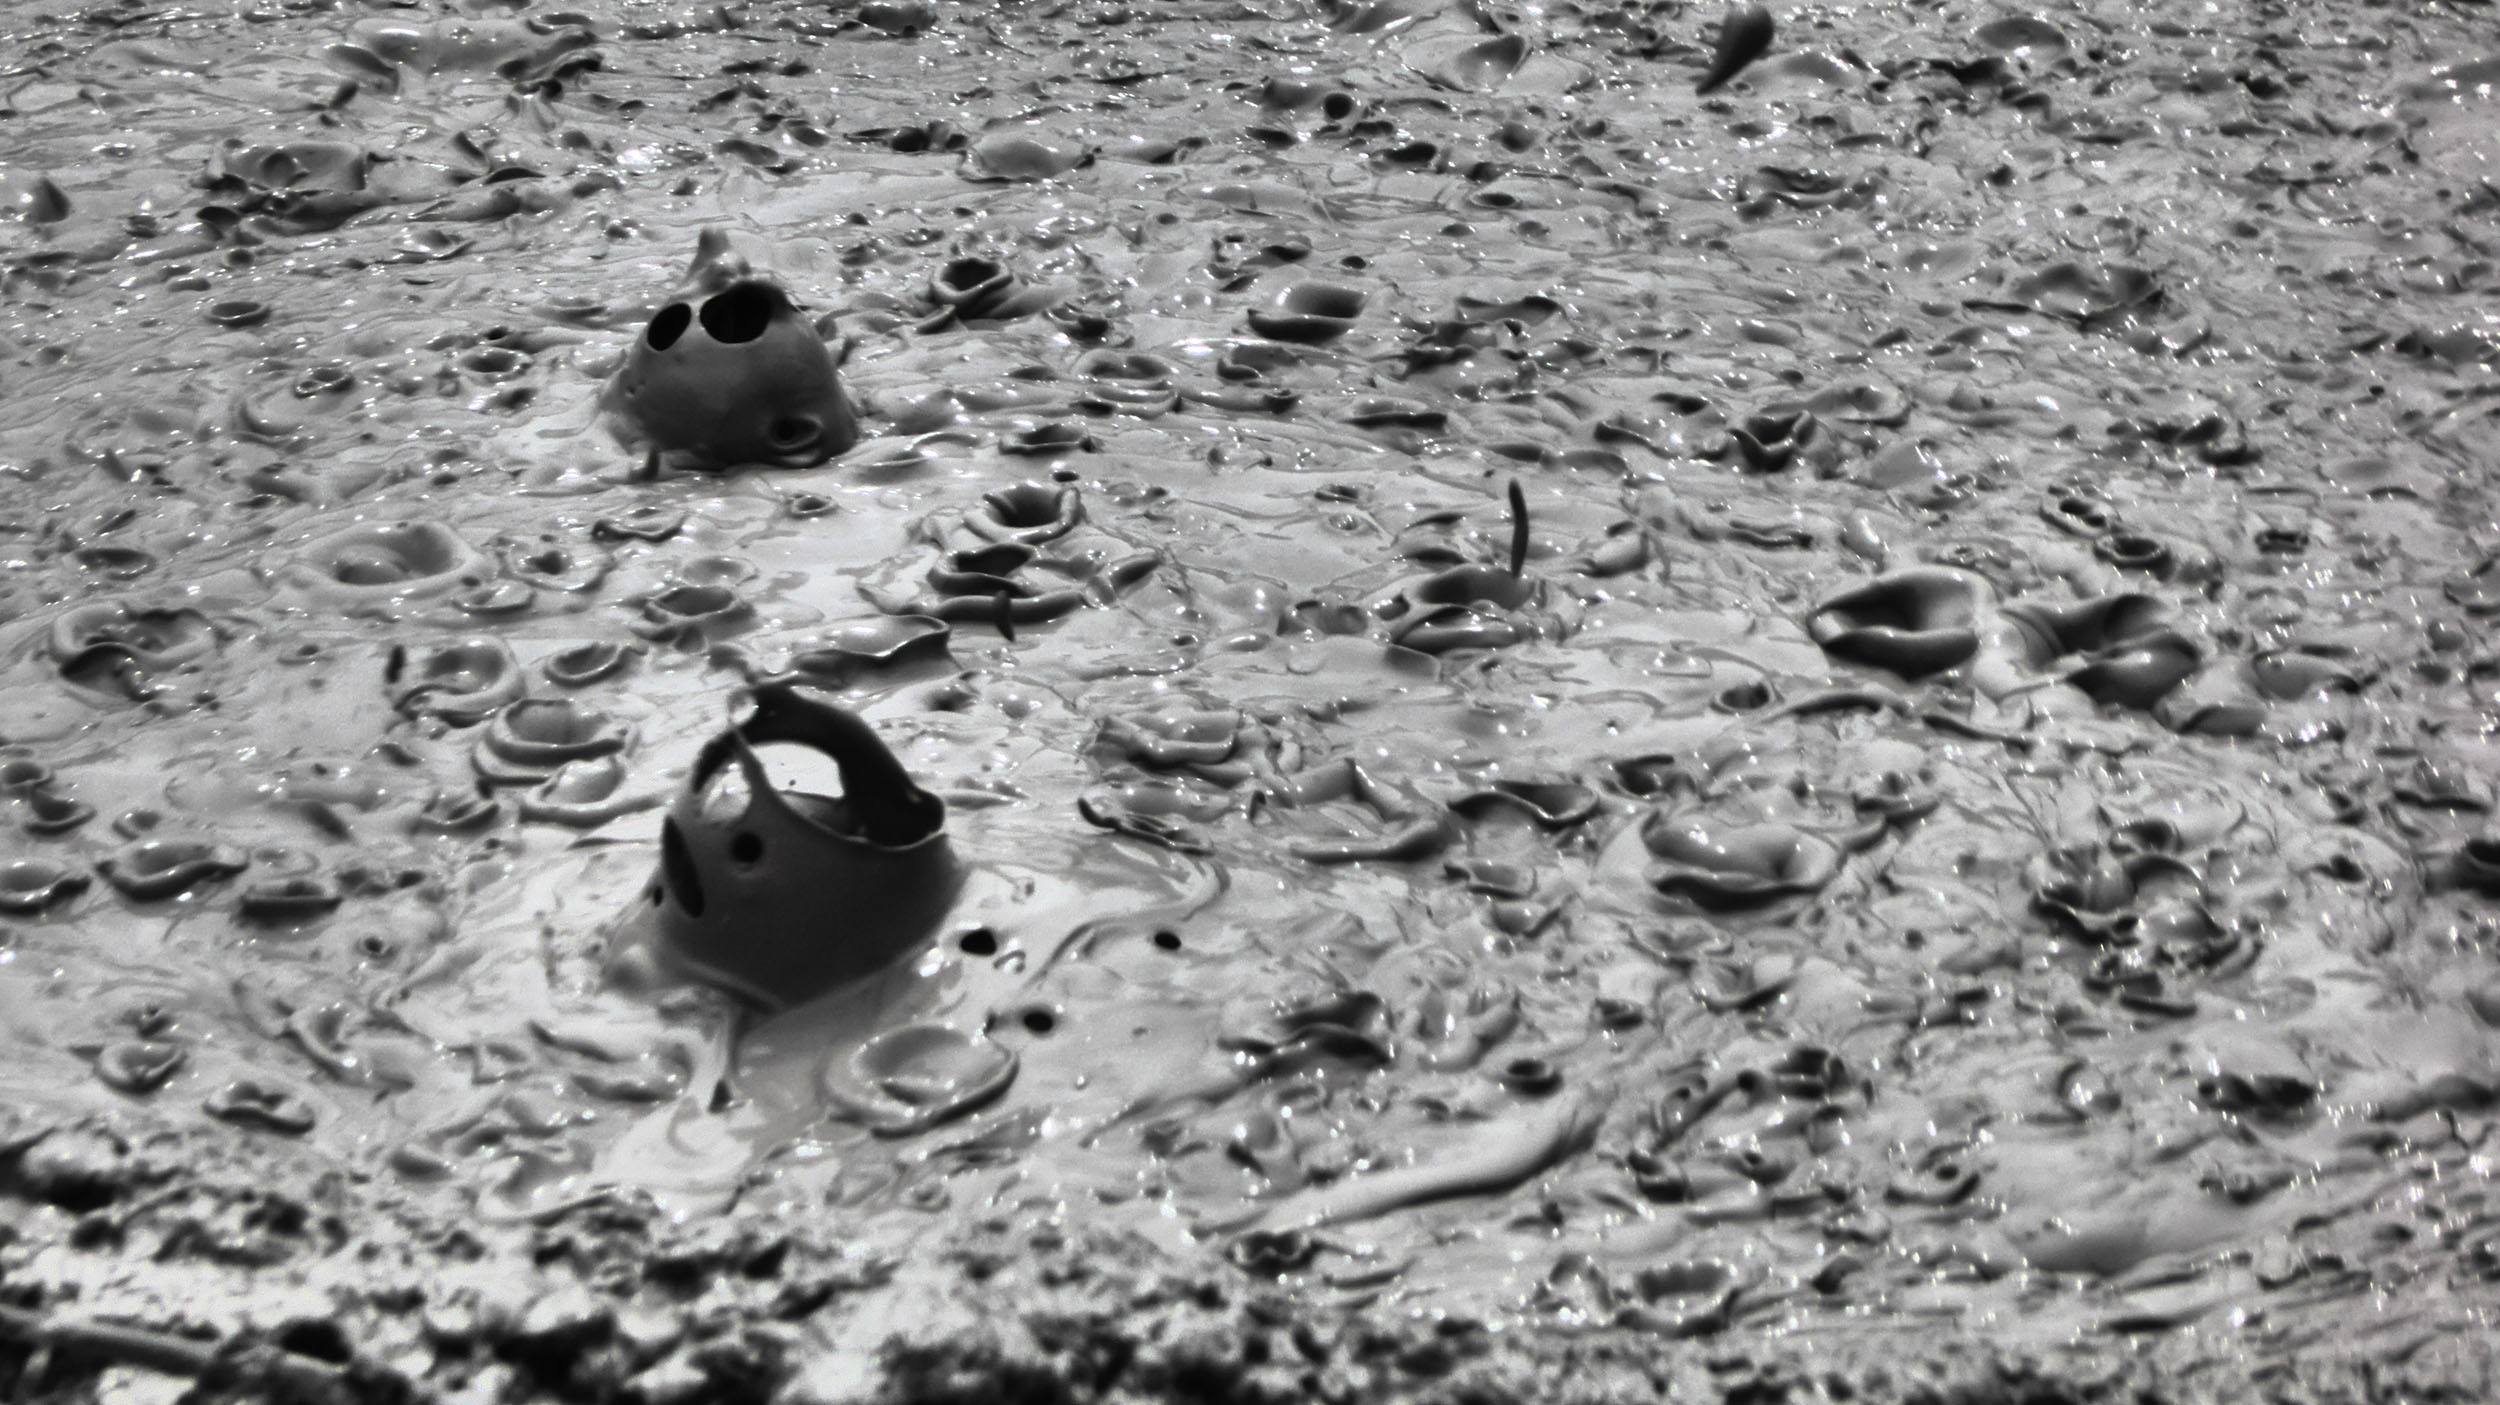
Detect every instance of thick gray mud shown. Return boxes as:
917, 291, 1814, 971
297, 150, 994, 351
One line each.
1, 0, 2497, 1399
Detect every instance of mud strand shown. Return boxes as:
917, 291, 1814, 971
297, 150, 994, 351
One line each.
1, 0, 2497, 1399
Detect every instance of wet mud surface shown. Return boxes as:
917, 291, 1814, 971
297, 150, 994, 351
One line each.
3, 0, 2499, 1398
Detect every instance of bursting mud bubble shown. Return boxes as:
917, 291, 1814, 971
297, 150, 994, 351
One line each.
1, 0, 2497, 1399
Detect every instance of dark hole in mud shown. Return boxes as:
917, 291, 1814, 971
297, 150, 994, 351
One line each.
1847, 594, 1931, 630
660, 818, 704, 917
275, 1319, 354, 1364
646, 301, 691, 351
959, 927, 999, 956
1152, 929, 1181, 951
937, 256, 1003, 292
1716, 681, 1773, 711
730, 831, 763, 865
1022, 1008, 1056, 1034
951, 543, 1035, 576
698, 281, 784, 344
20, 1162, 119, 1214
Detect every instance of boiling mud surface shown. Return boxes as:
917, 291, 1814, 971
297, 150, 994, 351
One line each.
2, 0, 2499, 1392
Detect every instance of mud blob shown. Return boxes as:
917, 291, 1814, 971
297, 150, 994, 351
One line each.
1805, 568, 1982, 678
821, 1022, 1018, 1135
278, 520, 485, 607
474, 698, 631, 785
603, 231, 859, 471
640, 684, 959, 1009
385, 637, 523, 724
1697, 4, 1776, 94
0, 858, 88, 915
2005, 594, 2201, 708
1640, 809, 1849, 910
99, 838, 249, 901
542, 639, 642, 689
967, 482, 1085, 546
961, 132, 1088, 182
518, 756, 652, 828
1247, 283, 1368, 343
49, 600, 219, 701
780, 616, 953, 687
922, 257, 1063, 327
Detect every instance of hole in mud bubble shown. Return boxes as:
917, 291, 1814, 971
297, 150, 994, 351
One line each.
293, 364, 354, 397
699, 282, 783, 344
1051, 468, 1079, 484
730, 831, 764, 866
207, 298, 269, 328
936, 256, 1005, 297
1714, 680, 1773, 712
1501, 1057, 1561, 1094
1152, 929, 1181, 951
462, 346, 525, 377
646, 302, 691, 351
660, 818, 705, 917
959, 927, 999, 956
768, 415, 819, 448
274, 1320, 353, 1365
0, 759, 51, 790
1021, 1008, 1056, 1035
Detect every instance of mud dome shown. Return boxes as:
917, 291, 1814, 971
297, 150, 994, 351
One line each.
2, 0, 2498, 1400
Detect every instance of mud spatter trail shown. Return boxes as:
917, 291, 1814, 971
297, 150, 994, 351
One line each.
1, 0, 2497, 1399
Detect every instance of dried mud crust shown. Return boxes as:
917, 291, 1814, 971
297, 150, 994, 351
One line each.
4, 0, 2500, 1396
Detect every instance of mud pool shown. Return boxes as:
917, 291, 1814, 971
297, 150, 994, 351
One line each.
1, 0, 2498, 1399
